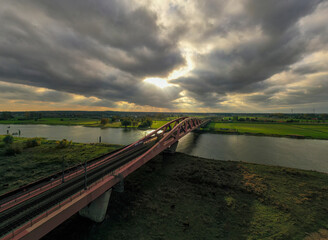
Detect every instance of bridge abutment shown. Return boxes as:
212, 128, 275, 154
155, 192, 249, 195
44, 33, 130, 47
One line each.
79, 189, 112, 222
164, 141, 179, 154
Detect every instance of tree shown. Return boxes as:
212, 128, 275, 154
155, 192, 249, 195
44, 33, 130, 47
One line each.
100, 118, 109, 125
1, 111, 13, 120
121, 119, 131, 128
25, 112, 31, 119
138, 118, 153, 128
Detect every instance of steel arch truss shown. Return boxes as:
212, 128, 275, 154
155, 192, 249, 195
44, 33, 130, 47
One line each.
117, 117, 209, 177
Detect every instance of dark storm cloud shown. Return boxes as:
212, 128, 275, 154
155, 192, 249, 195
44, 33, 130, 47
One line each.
173, 0, 326, 108
244, 73, 328, 108
0, 0, 327, 111
245, 0, 322, 36
0, 0, 183, 108
0, 83, 72, 102
27, 0, 184, 77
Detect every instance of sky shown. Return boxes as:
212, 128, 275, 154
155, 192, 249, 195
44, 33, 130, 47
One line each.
0, 0, 327, 113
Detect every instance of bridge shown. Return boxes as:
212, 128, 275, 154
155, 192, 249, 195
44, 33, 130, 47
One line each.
0, 117, 209, 240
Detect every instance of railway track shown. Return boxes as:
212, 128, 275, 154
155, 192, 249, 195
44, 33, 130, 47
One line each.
0, 140, 155, 238
0, 144, 128, 208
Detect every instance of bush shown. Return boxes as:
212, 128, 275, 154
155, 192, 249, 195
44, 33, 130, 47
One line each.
26, 138, 41, 148
100, 118, 109, 125
56, 139, 72, 148
3, 135, 14, 145
5, 144, 23, 155
138, 119, 152, 128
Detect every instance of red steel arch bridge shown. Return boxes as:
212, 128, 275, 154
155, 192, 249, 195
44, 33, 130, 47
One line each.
0, 117, 209, 240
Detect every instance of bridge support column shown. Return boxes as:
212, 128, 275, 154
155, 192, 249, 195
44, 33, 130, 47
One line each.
164, 141, 179, 154
79, 189, 112, 222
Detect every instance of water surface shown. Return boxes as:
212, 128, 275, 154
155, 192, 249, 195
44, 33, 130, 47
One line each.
1, 124, 328, 173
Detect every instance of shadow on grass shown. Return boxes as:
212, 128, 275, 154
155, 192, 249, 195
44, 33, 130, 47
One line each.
43, 153, 256, 240
42, 153, 328, 240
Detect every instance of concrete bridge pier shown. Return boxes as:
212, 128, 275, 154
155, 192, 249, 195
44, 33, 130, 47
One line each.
79, 189, 112, 222
164, 141, 179, 154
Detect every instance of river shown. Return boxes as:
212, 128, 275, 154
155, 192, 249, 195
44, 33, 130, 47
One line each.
1, 124, 328, 173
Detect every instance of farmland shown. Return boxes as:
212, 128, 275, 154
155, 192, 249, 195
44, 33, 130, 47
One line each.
205, 122, 328, 140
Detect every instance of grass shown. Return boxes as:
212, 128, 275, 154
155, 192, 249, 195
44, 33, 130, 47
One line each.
206, 122, 328, 139
151, 120, 170, 129
0, 118, 99, 126
0, 117, 169, 129
0, 135, 121, 195
43, 153, 328, 240
88, 121, 123, 128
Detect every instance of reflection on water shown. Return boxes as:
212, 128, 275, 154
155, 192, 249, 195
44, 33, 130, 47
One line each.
1, 124, 328, 173
177, 132, 202, 154
0, 124, 147, 145
177, 132, 328, 173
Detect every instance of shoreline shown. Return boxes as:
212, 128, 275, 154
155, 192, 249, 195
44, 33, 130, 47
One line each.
195, 129, 328, 140
2, 122, 328, 140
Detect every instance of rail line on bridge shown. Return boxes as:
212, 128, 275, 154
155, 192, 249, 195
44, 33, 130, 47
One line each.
0, 117, 209, 240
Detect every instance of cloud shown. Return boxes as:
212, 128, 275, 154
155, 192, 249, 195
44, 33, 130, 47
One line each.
171, 0, 327, 111
0, 0, 184, 109
0, 0, 327, 112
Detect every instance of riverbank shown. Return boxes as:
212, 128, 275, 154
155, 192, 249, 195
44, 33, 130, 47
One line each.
42, 152, 328, 240
2, 118, 328, 140
0, 135, 121, 195
0, 118, 165, 128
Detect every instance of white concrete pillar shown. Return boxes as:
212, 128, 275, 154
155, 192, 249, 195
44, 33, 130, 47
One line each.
79, 189, 112, 222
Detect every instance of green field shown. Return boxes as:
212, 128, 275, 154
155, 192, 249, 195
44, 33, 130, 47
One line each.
0, 135, 121, 195
0, 118, 169, 129
0, 118, 99, 126
206, 122, 328, 139
44, 153, 328, 240
88, 121, 124, 128
151, 120, 170, 129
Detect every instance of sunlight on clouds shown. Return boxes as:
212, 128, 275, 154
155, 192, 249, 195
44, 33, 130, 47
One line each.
35, 87, 48, 93
144, 77, 171, 88
72, 94, 87, 100
143, 46, 195, 89
168, 48, 194, 80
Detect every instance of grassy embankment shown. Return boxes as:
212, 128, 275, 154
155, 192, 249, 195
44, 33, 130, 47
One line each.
43, 152, 328, 240
0, 135, 121, 195
204, 122, 328, 140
